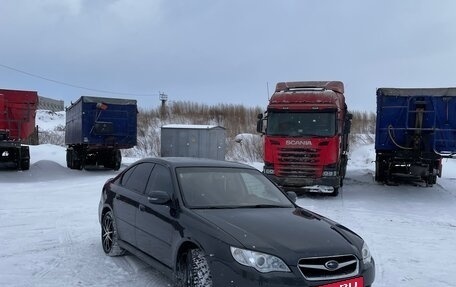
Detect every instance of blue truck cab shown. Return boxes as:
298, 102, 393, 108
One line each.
65, 96, 137, 170
375, 88, 456, 185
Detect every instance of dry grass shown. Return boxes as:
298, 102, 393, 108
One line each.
38, 102, 375, 161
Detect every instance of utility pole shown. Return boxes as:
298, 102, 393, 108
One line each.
159, 92, 168, 119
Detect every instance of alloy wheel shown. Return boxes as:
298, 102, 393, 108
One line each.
102, 213, 114, 253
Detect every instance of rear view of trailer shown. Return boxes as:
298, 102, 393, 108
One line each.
65, 96, 137, 170
0, 89, 38, 170
375, 88, 456, 185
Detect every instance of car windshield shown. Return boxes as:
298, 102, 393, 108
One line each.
267, 111, 336, 137
176, 167, 294, 209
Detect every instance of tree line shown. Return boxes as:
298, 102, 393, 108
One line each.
39, 101, 376, 161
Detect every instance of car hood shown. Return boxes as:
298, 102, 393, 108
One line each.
193, 207, 360, 262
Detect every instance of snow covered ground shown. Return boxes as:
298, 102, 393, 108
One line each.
1, 132, 456, 286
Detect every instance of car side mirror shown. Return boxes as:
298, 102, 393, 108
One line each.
147, 190, 171, 204
286, 191, 297, 203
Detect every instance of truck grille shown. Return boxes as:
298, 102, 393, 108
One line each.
298, 255, 359, 281
277, 147, 321, 177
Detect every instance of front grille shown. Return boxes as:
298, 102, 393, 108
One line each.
277, 147, 321, 177
298, 254, 359, 281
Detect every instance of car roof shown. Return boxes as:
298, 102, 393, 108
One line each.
132, 157, 255, 170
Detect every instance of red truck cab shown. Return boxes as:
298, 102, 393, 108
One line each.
257, 81, 352, 195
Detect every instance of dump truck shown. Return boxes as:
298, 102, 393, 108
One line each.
375, 87, 456, 185
0, 89, 39, 170
257, 81, 352, 195
65, 96, 137, 170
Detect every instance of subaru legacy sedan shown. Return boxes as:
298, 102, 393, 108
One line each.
99, 157, 375, 287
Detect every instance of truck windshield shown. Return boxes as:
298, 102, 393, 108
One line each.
267, 112, 336, 137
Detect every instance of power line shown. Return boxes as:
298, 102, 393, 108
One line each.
0, 63, 159, 97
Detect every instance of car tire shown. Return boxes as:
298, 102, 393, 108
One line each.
176, 249, 212, 287
101, 211, 125, 256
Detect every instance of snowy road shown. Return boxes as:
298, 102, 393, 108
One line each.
1, 145, 456, 286
0, 161, 172, 287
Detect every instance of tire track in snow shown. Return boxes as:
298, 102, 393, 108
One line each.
112, 255, 172, 286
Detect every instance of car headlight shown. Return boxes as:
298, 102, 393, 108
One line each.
230, 247, 290, 273
361, 242, 372, 264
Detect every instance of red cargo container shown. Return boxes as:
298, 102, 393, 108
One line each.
0, 89, 39, 170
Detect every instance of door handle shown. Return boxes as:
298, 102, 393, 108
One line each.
139, 204, 145, 212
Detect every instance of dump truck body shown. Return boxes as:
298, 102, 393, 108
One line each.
0, 89, 38, 170
375, 88, 456, 185
65, 96, 137, 170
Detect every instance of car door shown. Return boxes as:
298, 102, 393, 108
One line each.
112, 162, 155, 246
135, 163, 176, 267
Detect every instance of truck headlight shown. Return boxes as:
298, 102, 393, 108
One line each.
230, 247, 290, 273
361, 242, 372, 264
264, 168, 275, 174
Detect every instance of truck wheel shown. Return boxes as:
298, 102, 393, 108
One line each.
114, 150, 121, 171
375, 156, 386, 182
73, 159, 82, 170
330, 187, 339, 197
66, 150, 73, 168
427, 175, 437, 185
340, 155, 348, 181
18, 146, 30, 171
71, 150, 83, 170
20, 159, 30, 171
374, 162, 382, 182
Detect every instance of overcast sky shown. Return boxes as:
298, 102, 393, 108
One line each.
1, 0, 456, 111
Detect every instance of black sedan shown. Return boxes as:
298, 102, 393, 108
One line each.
99, 157, 375, 286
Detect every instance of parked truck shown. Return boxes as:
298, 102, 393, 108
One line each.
65, 96, 137, 170
0, 89, 39, 170
375, 87, 456, 185
257, 81, 352, 195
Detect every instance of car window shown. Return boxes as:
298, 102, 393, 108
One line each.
240, 173, 280, 202
115, 165, 137, 185
146, 164, 173, 195
123, 163, 155, 194
177, 167, 293, 208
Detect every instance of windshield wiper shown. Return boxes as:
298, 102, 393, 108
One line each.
237, 204, 291, 208
192, 206, 238, 209
192, 204, 291, 209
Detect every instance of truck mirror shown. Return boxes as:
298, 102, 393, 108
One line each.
257, 113, 263, 120
344, 114, 352, 134
257, 120, 264, 134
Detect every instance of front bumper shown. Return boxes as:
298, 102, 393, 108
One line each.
209, 256, 375, 287
265, 174, 341, 190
